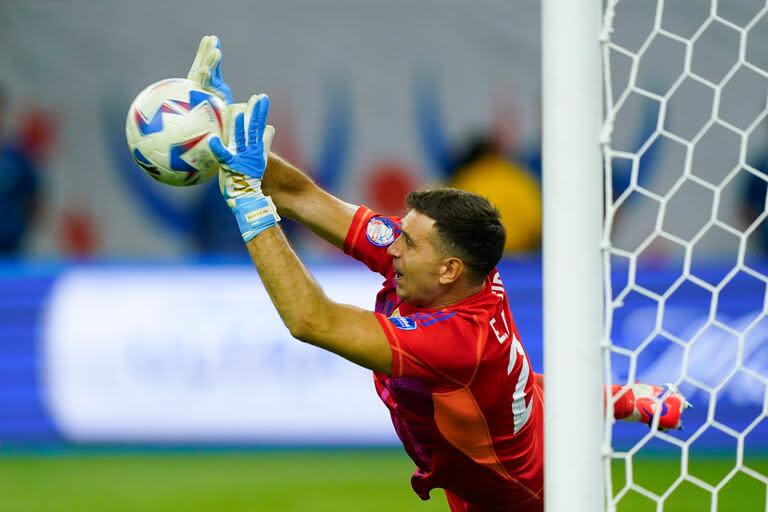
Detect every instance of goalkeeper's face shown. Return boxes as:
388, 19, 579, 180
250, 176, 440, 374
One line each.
387, 210, 454, 308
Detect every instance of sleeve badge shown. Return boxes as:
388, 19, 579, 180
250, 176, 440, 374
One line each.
366, 217, 397, 247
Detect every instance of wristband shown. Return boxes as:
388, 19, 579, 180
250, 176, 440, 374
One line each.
230, 195, 281, 242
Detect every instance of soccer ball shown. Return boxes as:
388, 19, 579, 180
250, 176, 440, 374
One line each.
125, 78, 225, 186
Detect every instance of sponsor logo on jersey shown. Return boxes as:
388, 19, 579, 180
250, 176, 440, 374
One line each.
388, 316, 417, 330
366, 217, 396, 247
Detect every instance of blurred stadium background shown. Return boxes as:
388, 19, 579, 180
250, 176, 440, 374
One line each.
0, 0, 767, 510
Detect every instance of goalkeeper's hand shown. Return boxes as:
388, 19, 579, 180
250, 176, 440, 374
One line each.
187, 35, 242, 145
187, 35, 234, 104
209, 94, 279, 242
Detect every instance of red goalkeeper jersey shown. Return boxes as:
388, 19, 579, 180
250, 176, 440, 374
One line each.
344, 206, 544, 511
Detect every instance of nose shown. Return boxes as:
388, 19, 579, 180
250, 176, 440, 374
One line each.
387, 236, 402, 257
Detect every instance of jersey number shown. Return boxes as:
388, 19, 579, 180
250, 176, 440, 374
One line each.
493, 309, 533, 434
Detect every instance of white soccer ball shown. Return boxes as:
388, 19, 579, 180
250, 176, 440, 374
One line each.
125, 78, 225, 186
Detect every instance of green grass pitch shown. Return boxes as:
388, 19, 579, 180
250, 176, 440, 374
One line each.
610, 454, 768, 511
0, 450, 765, 511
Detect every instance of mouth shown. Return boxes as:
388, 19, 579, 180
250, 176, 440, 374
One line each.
394, 271, 403, 281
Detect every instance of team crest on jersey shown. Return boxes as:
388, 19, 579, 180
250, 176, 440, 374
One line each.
388, 316, 417, 330
366, 217, 396, 247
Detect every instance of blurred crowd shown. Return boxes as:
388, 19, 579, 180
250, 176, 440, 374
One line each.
6, 81, 768, 262
0, 87, 56, 257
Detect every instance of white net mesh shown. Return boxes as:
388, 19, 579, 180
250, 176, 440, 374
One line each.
601, 0, 768, 510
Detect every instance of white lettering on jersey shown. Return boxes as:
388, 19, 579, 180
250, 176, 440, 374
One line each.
491, 272, 505, 299
507, 331, 533, 434
490, 274, 533, 433
490, 317, 509, 344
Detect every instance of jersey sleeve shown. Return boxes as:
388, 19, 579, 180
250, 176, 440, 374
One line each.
343, 205, 401, 277
374, 311, 482, 386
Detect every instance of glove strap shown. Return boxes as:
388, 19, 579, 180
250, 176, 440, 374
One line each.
231, 195, 281, 242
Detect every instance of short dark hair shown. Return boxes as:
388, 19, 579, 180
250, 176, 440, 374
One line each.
406, 187, 505, 283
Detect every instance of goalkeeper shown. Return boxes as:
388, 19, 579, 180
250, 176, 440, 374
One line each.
189, 36, 689, 512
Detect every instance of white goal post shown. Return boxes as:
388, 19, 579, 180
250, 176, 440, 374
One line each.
544, 1, 768, 511
542, 1, 605, 511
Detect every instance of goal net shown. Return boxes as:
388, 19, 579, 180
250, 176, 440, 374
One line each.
601, 1, 768, 510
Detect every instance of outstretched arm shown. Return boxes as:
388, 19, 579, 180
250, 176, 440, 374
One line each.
245, 225, 391, 372
262, 153, 358, 250
187, 35, 358, 250
209, 94, 392, 373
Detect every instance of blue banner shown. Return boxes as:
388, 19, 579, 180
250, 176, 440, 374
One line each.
1, 259, 766, 451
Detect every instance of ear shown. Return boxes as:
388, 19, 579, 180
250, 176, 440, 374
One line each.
439, 257, 464, 285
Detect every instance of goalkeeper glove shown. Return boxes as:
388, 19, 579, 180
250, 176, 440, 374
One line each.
187, 35, 241, 146
187, 34, 234, 104
209, 94, 280, 242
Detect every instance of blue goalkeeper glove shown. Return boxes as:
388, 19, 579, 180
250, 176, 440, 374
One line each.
209, 94, 280, 242
187, 35, 241, 146
187, 35, 234, 104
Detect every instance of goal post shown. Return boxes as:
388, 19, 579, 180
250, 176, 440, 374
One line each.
559, 0, 768, 510
542, 0, 605, 511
